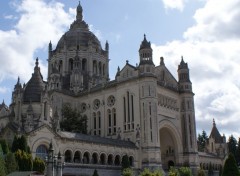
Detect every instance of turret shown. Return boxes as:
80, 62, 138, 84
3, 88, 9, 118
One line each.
139, 34, 154, 65
178, 56, 192, 93
76, 1, 83, 21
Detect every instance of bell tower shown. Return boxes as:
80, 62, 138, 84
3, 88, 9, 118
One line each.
178, 57, 198, 171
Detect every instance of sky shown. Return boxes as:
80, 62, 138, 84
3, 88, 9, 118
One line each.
0, 0, 240, 139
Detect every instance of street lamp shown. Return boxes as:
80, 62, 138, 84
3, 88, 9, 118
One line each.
45, 142, 64, 176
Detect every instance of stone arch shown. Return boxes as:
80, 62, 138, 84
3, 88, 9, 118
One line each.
31, 137, 55, 159
100, 153, 107, 165
83, 151, 90, 164
159, 119, 183, 170
107, 154, 114, 165
73, 150, 81, 163
64, 149, 73, 162
114, 154, 121, 166
92, 152, 99, 164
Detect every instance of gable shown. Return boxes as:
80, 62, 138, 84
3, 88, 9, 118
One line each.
155, 65, 178, 90
117, 63, 138, 81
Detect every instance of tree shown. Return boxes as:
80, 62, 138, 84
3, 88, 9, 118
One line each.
122, 155, 130, 171
33, 157, 45, 174
0, 139, 9, 155
11, 135, 30, 153
60, 104, 88, 134
197, 130, 208, 152
222, 153, 240, 176
0, 145, 6, 176
5, 152, 18, 174
92, 169, 99, 176
236, 137, 240, 165
15, 149, 33, 171
228, 135, 237, 160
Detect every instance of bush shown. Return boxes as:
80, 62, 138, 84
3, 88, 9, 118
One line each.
168, 167, 179, 176
33, 157, 45, 174
122, 168, 134, 176
197, 168, 205, 176
5, 152, 18, 174
178, 167, 192, 176
15, 149, 33, 171
153, 169, 164, 176
140, 168, 152, 176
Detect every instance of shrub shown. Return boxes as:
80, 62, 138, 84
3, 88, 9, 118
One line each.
197, 168, 205, 176
178, 167, 192, 176
140, 168, 152, 176
122, 168, 134, 176
168, 167, 179, 176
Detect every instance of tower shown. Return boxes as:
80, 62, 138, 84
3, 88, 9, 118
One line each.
178, 57, 198, 169
138, 35, 161, 170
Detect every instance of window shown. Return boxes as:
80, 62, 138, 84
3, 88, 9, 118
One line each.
36, 145, 48, 159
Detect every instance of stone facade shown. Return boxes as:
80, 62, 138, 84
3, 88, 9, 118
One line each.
0, 2, 227, 176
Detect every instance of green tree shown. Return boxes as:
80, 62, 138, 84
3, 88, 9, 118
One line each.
222, 153, 240, 176
122, 168, 134, 176
11, 135, 30, 153
228, 135, 237, 160
178, 167, 192, 176
92, 169, 99, 176
33, 157, 45, 174
208, 163, 213, 176
122, 155, 130, 170
5, 152, 18, 174
60, 104, 88, 134
0, 145, 7, 176
0, 139, 9, 155
11, 135, 19, 153
197, 130, 208, 152
15, 149, 33, 171
236, 138, 240, 165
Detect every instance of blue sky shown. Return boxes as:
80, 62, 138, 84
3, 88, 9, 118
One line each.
1, 0, 240, 138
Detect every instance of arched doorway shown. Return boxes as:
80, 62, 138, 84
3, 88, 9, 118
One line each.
159, 126, 180, 171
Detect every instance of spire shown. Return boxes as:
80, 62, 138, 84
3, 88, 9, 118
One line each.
178, 56, 188, 70
76, 1, 83, 21
213, 118, 216, 127
139, 34, 151, 50
34, 57, 39, 72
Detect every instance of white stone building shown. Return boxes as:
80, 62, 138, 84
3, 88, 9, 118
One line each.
0, 2, 227, 176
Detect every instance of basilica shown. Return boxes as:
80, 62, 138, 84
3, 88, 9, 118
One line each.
0, 2, 227, 176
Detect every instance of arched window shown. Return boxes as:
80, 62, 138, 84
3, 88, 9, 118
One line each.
100, 153, 106, 165
83, 152, 90, 164
69, 58, 73, 71
114, 155, 121, 166
108, 109, 112, 135
129, 156, 134, 167
73, 151, 81, 163
92, 153, 98, 164
107, 154, 113, 165
64, 150, 72, 162
36, 145, 48, 159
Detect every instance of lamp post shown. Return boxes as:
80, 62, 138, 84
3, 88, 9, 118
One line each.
45, 142, 64, 176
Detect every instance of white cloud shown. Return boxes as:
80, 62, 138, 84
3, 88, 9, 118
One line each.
152, 0, 240, 137
161, 0, 186, 11
0, 87, 9, 94
0, 0, 75, 83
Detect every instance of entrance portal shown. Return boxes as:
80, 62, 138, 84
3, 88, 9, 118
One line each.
168, 160, 174, 170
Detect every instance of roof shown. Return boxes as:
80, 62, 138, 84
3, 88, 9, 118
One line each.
23, 58, 45, 103
139, 34, 151, 50
209, 119, 223, 143
60, 131, 137, 149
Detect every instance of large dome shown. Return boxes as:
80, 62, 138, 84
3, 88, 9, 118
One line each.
55, 3, 102, 51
